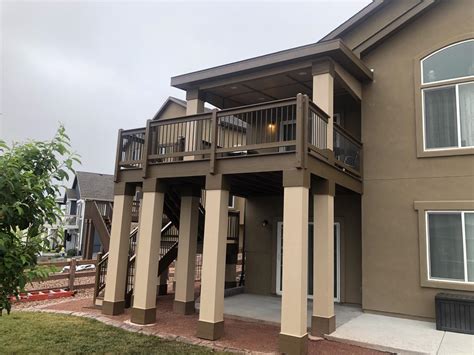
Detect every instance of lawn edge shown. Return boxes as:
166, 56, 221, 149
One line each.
17, 308, 269, 355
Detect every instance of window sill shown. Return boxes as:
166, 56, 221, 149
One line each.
417, 147, 474, 158
421, 278, 474, 292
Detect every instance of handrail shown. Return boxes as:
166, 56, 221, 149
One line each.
150, 112, 212, 126
308, 100, 330, 121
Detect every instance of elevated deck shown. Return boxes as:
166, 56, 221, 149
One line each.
114, 94, 363, 194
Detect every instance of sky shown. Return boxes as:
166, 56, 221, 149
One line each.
1, 0, 370, 175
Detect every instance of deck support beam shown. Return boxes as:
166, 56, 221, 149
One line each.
311, 179, 336, 336
130, 179, 166, 325
102, 183, 135, 316
279, 170, 309, 355
197, 175, 229, 340
174, 188, 201, 315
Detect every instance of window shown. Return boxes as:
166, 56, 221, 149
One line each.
421, 39, 474, 151
427, 211, 474, 283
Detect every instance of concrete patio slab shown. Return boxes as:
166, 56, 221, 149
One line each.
197, 293, 362, 328
326, 313, 474, 355
437, 331, 474, 355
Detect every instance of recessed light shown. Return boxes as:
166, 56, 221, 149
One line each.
258, 97, 266, 101
230, 86, 238, 90
298, 71, 307, 76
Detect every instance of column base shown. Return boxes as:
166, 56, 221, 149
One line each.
157, 284, 168, 296
173, 300, 195, 315
130, 307, 156, 325
102, 300, 125, 316
196, 320, 224, 340
278, 333, 308, 355
311, 315, 336, 337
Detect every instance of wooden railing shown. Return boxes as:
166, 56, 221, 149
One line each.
114, 94, 363, 178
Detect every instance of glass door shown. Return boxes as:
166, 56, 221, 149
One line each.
276, 222, 340, 302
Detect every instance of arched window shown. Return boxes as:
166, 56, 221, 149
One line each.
421, 39, 474, 150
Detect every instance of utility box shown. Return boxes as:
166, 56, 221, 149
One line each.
435, 293, 474, 334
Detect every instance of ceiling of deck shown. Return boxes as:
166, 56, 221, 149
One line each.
203, 68, 347, 109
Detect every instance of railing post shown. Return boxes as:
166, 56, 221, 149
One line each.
209, 109, 218, 174
142, 119, 151, 178
303, 95, 310, 169
93, 252, 103, 304
295, 93, 305, 169
114, 129, 123, 183
68, 258, 77, 291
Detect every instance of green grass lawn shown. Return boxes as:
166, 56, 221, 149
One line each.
0, 312, 216, 354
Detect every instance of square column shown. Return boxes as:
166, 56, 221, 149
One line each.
196, 175, 229, 340
173, 187, 201, 315
279, 170, 309, 355
311, 180, 336, 336
130, 179, 166, 325
102, 183, 135, 316
312, 60, 334, 150
185, 89, 205, 158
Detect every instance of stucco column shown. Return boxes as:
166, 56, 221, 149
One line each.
312, 60, 334, 150
196, 175, 229, 340
174, 187, 201, 315
279, 170, 309, 355
130, 179, 166, 325
185, 89, 205, 158
311, 180, 336, 336
102, 183, 135, 316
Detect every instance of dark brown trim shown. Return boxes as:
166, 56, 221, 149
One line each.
319, 0, 385, 42
142, 178, 167, 193
283, 169, 310, 188
196, 320, 224, 340
311, 315, 336, 337
130, 307, 156, 325
278, 333, 308, 355
173, 300, 195, 315
205, 174, 230, 191
170, 39, 372, 90
312, 179, 336, 196
113, 182, 135, 196
102, 300, 125, 316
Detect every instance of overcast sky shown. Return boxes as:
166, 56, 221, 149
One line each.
1, 0, 370, 175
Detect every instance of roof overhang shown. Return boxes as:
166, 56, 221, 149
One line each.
171, 39, 373, 91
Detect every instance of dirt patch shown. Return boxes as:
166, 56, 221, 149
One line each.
39, 294, 386, 354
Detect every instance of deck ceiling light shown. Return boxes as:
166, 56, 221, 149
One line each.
298, 71, 307, 76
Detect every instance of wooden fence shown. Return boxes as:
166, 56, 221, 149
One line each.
32, 258, 98, 293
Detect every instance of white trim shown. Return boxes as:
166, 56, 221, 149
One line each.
425, 210, 474, 285
276, 221, 341, 302
421, 39, 474, 85
228, 195, 235, 209
422, 82, 474, 151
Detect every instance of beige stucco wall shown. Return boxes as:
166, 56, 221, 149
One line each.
244, 194, 362, 304
360, 0, 474, 319
157, 102, 186, 120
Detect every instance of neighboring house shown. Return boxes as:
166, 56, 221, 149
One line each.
61, 171, 117, 258
101, 1, 474, 354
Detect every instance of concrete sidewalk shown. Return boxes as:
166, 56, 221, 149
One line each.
327, 313, 474, 355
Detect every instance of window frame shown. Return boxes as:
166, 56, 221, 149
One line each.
414, 200, 474, 292
425, 210, 473, 284
421, 81, 474, 151
414, 35, 474, 158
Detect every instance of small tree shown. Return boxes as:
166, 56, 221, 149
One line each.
0, 125, 79, 314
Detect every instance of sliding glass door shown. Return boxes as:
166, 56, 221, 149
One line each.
276, 222, 340, 302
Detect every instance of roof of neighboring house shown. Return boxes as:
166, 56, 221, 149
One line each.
153, 96, 212, 120
74, 171, 114, 202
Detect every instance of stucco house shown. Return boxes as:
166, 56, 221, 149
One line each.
98, 1, 473, 354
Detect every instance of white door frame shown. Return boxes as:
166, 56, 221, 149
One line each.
276, 221, 341, 302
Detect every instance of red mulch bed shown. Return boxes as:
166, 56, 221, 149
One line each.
43, 293, 384, 354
